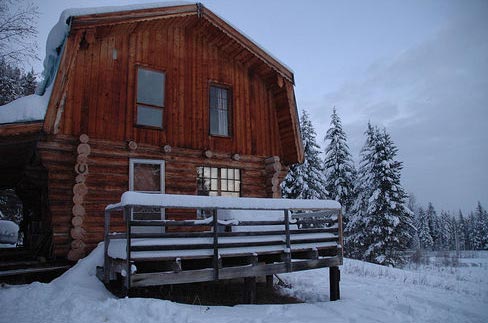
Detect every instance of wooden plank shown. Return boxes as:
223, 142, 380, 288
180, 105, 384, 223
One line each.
0, 265, 71, 278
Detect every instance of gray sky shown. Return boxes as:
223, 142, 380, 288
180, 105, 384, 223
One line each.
25, 0, 488, 213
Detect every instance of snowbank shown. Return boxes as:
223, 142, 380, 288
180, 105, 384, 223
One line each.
1, 246, 487, 323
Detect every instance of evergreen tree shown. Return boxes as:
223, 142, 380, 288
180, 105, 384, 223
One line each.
472, 202, 488, 250
346, 125, 413, 266
457, 210, 467, 250
345, 122, 377, 259
439, 210, 456, 250
281, 110, 328, 200
0, 59, 37, 105
0, 59, 22, 105
417, 207, 433, 250
323, 107, 356, 217
20, 68, 37, 95
426, 202, 441, 250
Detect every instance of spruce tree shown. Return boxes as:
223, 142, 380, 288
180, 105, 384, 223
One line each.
426, 202, 441, 250
472, 202, 488, 250
457, 211, 467, 250
363, 128, 414, 265
345, 122, 377, 259
20, 68, 37, 95
323, 107, 356, 217
346, 125, 414, 265
281, 110, 328, 200
417, 207, 433, 250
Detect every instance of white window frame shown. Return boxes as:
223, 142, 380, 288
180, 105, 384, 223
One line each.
129, 158, 165, 193
129, 159, 165, 232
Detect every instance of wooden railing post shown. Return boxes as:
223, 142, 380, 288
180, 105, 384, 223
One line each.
329, 266, 340, 301
284, 209, 291, 271
103, 209, 111, 283
212, 208, 219, 281
124, 206, 132, 294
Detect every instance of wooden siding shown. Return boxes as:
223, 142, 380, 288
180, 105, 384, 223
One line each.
38, 135, 277, 257
54, 18, 283, 159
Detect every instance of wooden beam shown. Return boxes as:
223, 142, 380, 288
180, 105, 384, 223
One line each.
329, 266, 340, 301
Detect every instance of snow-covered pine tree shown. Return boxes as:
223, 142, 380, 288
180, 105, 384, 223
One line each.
0, 59, 23, 105
426, 202, 441, 250
439, 210, 456, 250
345, 122, 377, 259
20, 68, 37, 96
472, 202, 488, 250
457, 210, 468, 250
417, 207, 433, 250
407, 194, 420, 249
281, 110, 328, 200
323, 107, 356, 218
361, 128, 414, 266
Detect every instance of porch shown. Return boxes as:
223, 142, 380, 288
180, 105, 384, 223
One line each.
98, 192, 343, 301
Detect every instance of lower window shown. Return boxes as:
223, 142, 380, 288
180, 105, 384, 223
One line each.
197, 167, 240, 197
129, 159, 165, 224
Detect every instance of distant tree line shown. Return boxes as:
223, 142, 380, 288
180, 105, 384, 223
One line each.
281, 108, 487, 267
410, 200, 488, 252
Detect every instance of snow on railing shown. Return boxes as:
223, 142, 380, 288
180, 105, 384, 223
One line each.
102, 193, 343, 290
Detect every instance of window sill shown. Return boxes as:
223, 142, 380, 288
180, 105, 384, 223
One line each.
134, 124, 164, 131
210, 134, 232, 139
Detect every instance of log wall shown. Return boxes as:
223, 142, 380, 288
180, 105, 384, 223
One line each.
38, 134, 279, 258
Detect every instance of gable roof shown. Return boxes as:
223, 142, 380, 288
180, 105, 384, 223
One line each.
40, 2, 304, 164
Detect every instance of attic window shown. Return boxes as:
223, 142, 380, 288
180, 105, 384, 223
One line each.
209, 85, 232, 136
136, 67, 165, 128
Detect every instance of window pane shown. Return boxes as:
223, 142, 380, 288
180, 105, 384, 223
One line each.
228, 180, 234, 192
211, 179, 218, 190
209, 86, 230, 136
133, 163, 161, 192
211, 167, 218, 178
204, 167, 210, 178
228, 169, 234, 180
234, 169, 240, 180
221, 168, 227, 179
137, 68, 165, 107
137, 105, 163, 128
235, 181, 240, 192
221, 179, 227, 191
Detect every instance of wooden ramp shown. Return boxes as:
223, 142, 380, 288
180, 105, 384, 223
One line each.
98, 193, 343, 301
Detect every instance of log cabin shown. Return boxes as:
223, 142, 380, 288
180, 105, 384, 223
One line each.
0, 2, 305, 263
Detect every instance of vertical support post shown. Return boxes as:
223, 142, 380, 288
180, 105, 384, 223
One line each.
244, 277, 256, 304
124, 206, 132, 294
266, 275, 274, 289
212, 208, 219, 281
103, 209, 111, 283
338, 209, 344, 259
284, 209, 291, 271
329, 266, 340, 301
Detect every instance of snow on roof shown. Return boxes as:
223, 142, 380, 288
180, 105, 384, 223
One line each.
2, 1, 292, 125
0, 84, 52, 124
38, 1, 193, 95
107, 192, 341, 211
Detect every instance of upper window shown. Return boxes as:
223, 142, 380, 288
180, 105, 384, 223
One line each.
209, 85, 231, 136
136, 67, 165, 128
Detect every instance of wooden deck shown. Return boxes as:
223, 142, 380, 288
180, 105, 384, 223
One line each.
98, 193, 343, 301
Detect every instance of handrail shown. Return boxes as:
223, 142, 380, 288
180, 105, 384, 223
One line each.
103, 193, 342, 290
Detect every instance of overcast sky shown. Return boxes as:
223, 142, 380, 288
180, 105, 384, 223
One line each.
23, 0, 488, 213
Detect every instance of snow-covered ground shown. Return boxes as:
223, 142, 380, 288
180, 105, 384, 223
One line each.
1, 246, 487, 323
